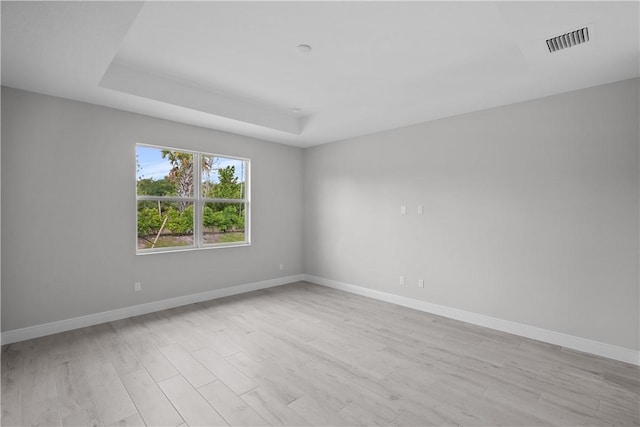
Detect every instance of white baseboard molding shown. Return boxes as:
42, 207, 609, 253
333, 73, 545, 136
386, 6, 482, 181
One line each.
304, 274, 640, 366
4, 273, 638, 366
1, 274, 305, 345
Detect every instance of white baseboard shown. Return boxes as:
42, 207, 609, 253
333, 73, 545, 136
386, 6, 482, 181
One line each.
4, 273, 638, 366
1, 274, 305, 345
303, 274, 640, 366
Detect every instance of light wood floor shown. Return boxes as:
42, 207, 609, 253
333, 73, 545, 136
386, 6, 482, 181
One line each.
2, 282, 639, 427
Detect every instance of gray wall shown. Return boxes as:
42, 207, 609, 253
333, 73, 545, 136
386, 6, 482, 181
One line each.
3, 79, 639, 352
1, 87, 304, 331
304, 78, 639, 351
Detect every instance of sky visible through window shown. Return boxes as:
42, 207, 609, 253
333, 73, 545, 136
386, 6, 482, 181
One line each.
137, 146, 245, 183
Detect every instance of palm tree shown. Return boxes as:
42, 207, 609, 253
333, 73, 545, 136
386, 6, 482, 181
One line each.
161, 150, 214, 211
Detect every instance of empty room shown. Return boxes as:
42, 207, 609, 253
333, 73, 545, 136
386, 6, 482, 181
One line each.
1, 1, 639, 426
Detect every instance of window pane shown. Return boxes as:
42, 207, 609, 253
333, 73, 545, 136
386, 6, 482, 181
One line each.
202, 202, 246, 245
137, 146, 194, 197
201, 156, 246, 199
137, 201, 194, 250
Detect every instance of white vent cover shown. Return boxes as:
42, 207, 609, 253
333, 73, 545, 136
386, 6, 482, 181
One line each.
546, 27, 590, 53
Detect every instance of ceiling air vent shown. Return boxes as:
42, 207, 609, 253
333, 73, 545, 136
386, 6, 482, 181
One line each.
546, 27, 590, 53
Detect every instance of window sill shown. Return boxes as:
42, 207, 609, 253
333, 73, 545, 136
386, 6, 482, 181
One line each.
136, 242, 251, 255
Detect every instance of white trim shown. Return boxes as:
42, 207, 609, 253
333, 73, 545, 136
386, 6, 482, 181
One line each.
303, 274, 640, 366
1, 274, 304, 345
4, 273, 638, 366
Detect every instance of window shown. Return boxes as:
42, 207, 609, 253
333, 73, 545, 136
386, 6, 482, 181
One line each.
136, 144, 250, 253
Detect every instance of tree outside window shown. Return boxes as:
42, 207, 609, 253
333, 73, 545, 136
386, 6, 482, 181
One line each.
136, 144, 249, 253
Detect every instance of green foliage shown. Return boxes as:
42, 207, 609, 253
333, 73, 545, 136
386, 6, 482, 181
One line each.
203, 205, 216, 228
214, 166, 243, 199
138, 203, 194, 237
137, 206, 163, 236
137, 178, 176, 196
214, 205, 238, 232
235, 208, 245, 230
136, 152, 246, 247
203, 204, 244, 232
207, 166, 243, 200
218, 232, 245, 243
145, 237, 191, 249
166, 205, 194, 234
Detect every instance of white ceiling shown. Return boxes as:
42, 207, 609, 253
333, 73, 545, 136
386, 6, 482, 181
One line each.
2, 1, 639, 147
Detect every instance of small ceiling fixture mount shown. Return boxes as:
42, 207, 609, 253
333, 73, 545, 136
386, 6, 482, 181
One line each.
297, 44, 312, 53
546, 26, 590, 53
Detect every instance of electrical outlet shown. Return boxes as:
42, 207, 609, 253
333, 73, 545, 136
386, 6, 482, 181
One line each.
134, 282, 142, 292
418, 279, 424, 288
400, 275, 405, 285
417, 205, 423, 215
279, 264, 284, 271
400, 205, 407, 215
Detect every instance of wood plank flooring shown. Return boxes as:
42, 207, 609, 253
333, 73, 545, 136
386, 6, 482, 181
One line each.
2, 281, 639, 426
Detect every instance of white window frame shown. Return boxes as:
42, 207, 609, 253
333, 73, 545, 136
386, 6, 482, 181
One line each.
136, 143, 251, 254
